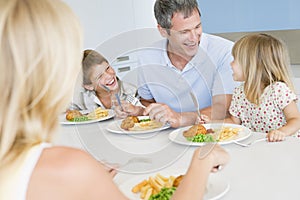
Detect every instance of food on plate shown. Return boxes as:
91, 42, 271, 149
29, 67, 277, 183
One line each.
183, 124, 215, 143
183, 124, 207, 137
120, 116, 139, 130
172, 175, 184, 187
65, 110, 83, 121
120, 116, 163, 131
216, 127, 241, 141
149, 187, 176, 200
65, 107, 109, 122
131, 173, 183, 200
86, 107, 109, 119
183, 124, 243, 143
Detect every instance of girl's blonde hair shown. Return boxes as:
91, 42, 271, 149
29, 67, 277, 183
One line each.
232, 33, 294, 105
0, 0, 83, 167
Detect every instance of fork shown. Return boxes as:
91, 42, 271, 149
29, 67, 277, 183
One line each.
126, 94, 140, 106
119, 157, 152, 168
190, 92, 201, 123
101, 84, 110, 92
114, 93, 124, 111
233, 138, 266, 147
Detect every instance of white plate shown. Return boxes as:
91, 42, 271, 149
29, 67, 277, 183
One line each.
118, 169, 230, 200
169, 123, 251, 146
59, 109, 115, 125
106, 119, 170, 134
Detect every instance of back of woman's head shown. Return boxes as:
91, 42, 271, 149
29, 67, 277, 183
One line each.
82, 49, 108, 85
232, 33, 294, 104
0, 0, 83, 166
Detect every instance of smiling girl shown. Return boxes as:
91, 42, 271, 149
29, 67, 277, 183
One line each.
70, 49, 143, 117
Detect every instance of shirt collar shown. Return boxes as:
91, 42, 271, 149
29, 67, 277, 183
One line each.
162, 39, 198, 73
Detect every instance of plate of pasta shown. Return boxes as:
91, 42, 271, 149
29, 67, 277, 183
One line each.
118, 169, 230, 200
168, 123, 251, 146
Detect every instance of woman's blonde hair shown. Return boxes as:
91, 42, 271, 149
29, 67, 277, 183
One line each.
232, 33, 294, 105
0, 0, 83, 167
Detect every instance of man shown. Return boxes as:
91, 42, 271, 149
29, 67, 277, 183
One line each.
137, 0, 238, 127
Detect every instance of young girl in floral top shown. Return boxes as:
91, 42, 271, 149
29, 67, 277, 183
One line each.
205, 33, 300, 142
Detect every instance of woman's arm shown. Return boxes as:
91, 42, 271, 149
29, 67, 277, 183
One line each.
171, 144, 230, 200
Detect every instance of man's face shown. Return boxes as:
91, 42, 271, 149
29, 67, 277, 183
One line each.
166, 9, 202, 61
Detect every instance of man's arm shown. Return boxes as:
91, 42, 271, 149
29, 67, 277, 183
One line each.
201, 94, 232, 120
143, 103, 198, 128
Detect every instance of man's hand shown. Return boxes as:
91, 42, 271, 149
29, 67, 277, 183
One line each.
143, 103, 182, 128
143, 103, 199, 128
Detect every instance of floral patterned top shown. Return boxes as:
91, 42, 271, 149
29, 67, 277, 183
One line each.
229, 82, 299, 136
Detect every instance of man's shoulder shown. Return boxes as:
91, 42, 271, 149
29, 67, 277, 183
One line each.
199, 33, 234, 63
201, 33, 233, 53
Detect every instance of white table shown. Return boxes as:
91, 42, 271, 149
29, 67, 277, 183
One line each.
56, 118, 300, 200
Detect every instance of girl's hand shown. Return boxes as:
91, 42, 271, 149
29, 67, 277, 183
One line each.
267, 129, 286, 142
114, 101, 144, 118
121, 101, 144, 116
113, 104, 128, 118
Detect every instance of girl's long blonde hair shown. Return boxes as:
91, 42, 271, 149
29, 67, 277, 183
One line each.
232, 33, 294, 105
0, 0, 83, 167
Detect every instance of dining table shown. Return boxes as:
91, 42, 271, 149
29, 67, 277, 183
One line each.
55, 116, 300, 200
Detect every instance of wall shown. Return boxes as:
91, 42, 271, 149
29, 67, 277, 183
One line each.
64, 0, 299, 73
214, 29, 300, 65
198, 0, 300, 33
63, 0, 157, 50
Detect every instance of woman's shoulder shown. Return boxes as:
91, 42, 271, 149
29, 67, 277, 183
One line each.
39, 146, 105, 178
42, 146, 96, 166
28, 146, 113, 199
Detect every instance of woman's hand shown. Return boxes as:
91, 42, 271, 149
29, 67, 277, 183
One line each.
267, 129, 286, 142
194, 144, 230, 172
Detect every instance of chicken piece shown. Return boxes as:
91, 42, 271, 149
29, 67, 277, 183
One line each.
120, 116, 139, 130
65, 110, 82, 121
173, 175, 184, 187
183, 124, 207, 138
